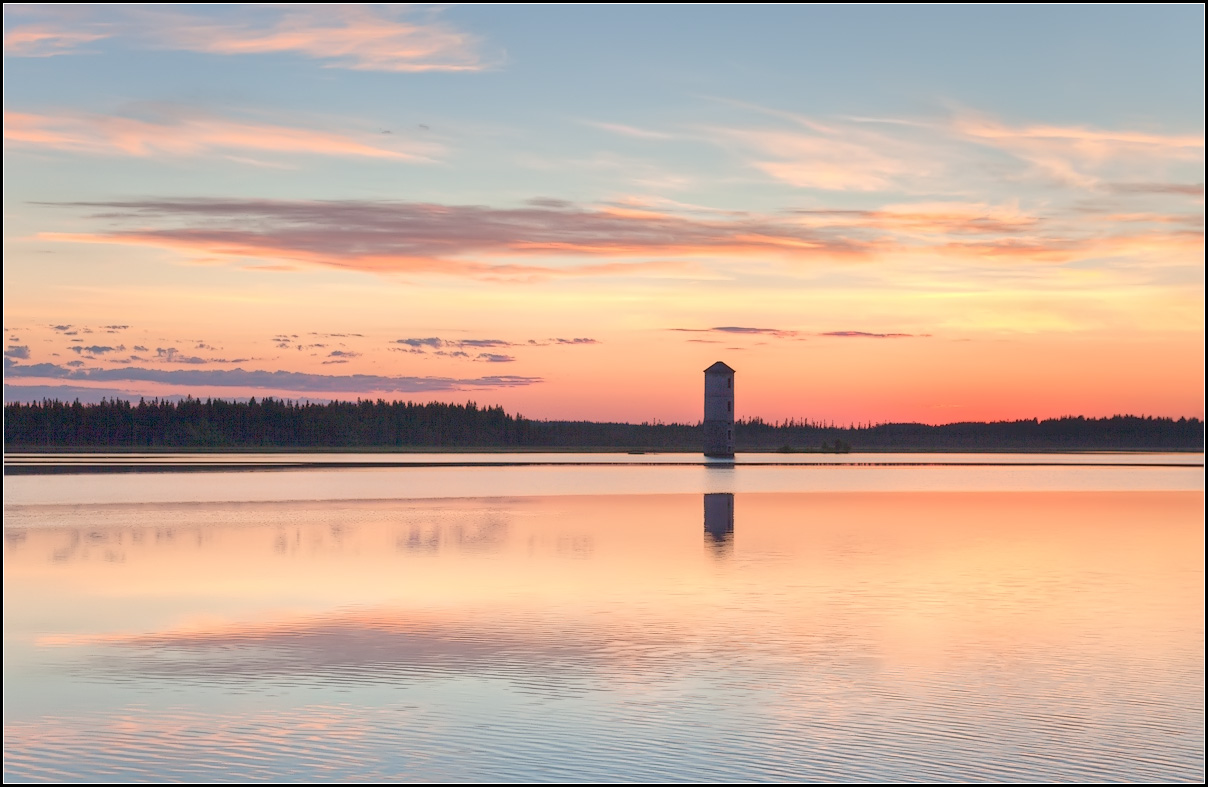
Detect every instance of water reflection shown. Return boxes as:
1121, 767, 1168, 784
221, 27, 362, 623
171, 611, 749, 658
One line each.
4, 489, 1204, 782
703, 492, 734, 555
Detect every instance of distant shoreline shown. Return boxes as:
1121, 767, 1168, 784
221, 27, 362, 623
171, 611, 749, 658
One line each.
6, 461, 1204, 477
5, 445, 1206, 455
5, 447, 1204, 477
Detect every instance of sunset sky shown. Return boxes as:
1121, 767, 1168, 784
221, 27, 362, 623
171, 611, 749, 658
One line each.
3, 5, 1203, 424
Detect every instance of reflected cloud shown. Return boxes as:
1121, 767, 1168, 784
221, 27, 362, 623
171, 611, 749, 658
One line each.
4, 487, 1204, 783
46, 608, 677, 697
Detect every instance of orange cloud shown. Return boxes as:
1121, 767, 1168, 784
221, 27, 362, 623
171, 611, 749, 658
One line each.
4, 109, 433, 161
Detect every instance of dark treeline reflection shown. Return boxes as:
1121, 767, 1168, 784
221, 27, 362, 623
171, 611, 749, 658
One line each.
4, 397, 1203, 451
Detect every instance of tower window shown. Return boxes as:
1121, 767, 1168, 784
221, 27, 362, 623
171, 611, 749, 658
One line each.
727, 378, 732, 389
727, 401, 731, 412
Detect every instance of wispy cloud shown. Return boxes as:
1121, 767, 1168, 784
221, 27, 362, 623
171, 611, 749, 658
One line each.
674, 327, 925, 340
458, 339, 512, 349
715, 126, 919, 192
155, 347, 207, 365
4, 5, 495, 72
4, 360, 542, 394
582, 121, 674, 140
950, 113, 1204, 190
393, 336, 598, 357
4, 345, 31, 360
395, 337, 446, 349
1103, 182, 1204, 197
704, 103, 1203, 195
5, 107, 434, 161
672, 326, 800, 339
820, 331, 919, 339
394, 337, 513, 351
68, 344, 123, 355
702, 107, 947, 192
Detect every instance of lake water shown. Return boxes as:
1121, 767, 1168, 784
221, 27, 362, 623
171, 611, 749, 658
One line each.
4, 454, 1204, 782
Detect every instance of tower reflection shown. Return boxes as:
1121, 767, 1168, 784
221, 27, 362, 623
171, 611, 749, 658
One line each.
703, 492, 734, 556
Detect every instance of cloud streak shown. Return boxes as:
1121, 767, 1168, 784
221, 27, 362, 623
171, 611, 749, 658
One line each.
36, 188, 1202, 283
673, 327, 925, 339
1104, 182, 1205, 197
6, 108, 433, 161
39, 198, 879, 279
396, 337, 586, 349
5, 361, 541, 394
673, 326, 800, 339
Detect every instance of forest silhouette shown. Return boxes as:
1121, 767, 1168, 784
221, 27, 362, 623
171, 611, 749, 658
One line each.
4, 397, 1202, 451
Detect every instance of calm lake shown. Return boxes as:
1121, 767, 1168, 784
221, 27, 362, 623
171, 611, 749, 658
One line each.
4, 454, 1204, 782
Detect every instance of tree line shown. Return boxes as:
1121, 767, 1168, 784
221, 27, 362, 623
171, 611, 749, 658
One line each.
3, 397, 1203, 451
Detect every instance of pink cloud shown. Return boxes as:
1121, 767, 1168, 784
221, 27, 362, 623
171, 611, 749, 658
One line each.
2, 28, 107, 57
3, 6, 493, 72
4, 109, 434, 161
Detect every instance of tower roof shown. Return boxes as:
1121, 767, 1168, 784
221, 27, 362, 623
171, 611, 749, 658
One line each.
704, 361, 735, 374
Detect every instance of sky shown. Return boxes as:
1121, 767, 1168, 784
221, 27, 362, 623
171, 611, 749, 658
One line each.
3, 4, 1204, 424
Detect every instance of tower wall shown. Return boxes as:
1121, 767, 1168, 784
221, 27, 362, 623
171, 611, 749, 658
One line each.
703, 365, 735, 457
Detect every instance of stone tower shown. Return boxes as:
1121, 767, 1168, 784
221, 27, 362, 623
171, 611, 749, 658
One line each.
703, 361, 735, 457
